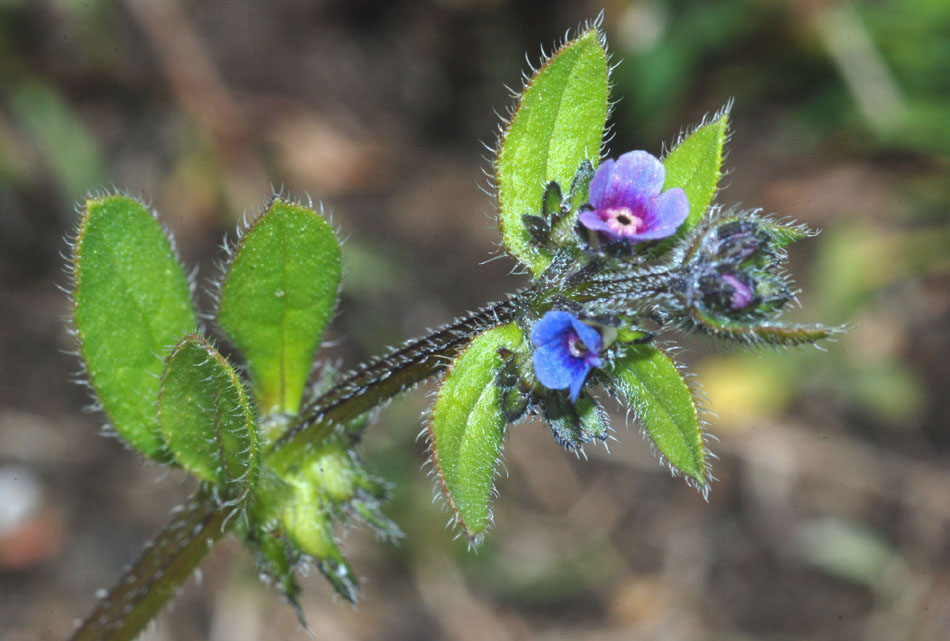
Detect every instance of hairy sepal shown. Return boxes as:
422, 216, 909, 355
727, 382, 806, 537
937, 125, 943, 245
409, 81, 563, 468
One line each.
540, 391, 609, 451
685, 311, 845, 347
249, 433, 399, 607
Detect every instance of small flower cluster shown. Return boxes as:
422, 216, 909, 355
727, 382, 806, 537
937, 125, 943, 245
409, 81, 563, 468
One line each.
527, 149, 686, 406
521, 149, 818, 423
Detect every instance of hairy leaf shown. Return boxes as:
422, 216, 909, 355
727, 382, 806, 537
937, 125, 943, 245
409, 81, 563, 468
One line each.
158, 335, 259, 499
72, 194, 197, 461
218, 197, 341, 416
688, 309, 844, 347
605, 344, 707, 491
428, 323, 524, 541
663, 106, 730, 236
496, 27, 609, 276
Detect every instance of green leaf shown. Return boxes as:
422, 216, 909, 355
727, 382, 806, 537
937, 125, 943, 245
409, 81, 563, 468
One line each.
496, 27, 609, 276
427, 323, 525, 541
158, 335, 259, 499
604, 344, 708, 492
218, 197, 341, 416
662, 105, 730, 236
72, 194, 197, 461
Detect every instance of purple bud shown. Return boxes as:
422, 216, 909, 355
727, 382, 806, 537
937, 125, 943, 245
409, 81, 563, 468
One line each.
697, 269, 759, 314
721, 273, 754, 309
709, 219, 770, 263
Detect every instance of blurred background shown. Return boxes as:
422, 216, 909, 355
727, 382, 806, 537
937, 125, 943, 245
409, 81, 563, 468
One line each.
1, 0, 948, 639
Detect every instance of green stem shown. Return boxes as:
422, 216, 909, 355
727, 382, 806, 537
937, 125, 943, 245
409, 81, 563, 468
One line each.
270, 294, 523, 462
67, 491, 228, 641
66, 294, 523, 641
67, 269, 672, 640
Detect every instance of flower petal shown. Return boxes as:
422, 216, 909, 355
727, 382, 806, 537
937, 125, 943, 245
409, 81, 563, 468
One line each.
595, 151, 666, 209
587, 158, 615, 209
530, 310, 574, 347
568, 365, 590, 402
578, 209, 615, 236
532, 345, 575, 390
633, 188, 689, 240
722, 273, 754, 309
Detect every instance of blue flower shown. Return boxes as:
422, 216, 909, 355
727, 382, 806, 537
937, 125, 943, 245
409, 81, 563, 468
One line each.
531, 311, 603, 402
578, 150, 689, 245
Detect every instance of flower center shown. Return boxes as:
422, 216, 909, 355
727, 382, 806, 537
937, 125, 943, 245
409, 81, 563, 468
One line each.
567, 333, 588, 358
604, 207, 645, 235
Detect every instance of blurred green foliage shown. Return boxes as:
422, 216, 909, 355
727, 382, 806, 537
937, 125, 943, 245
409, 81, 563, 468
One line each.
612, 0, 950, 155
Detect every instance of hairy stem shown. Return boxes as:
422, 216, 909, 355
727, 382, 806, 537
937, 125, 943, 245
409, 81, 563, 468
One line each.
68, 491, 228, 641
67, 294, 522, 641
67, 269, 673, 640
272, 294, 522, 461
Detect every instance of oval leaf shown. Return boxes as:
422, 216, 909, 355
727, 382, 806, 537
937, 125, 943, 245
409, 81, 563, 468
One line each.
604, 344, 708, 492
428, 323, 524, 541
496, 26, 609, 276
662, 105, 730, 236
217, 197, 341, 416
72, 194, 197, 461
158, 335, 259, 499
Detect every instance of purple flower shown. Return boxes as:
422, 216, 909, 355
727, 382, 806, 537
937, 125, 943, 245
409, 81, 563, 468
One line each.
531, 311, 603, 402
721, 273, 754, 310
578, 150, 689, 245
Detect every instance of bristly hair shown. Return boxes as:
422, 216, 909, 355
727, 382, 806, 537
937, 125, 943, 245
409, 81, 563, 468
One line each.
205, 185, 344, 398
661, 98, 735, 160
598, 340, 715, 500
63, 187, 202, 455
482, 11, 614, 271
277, 292, 528, 453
